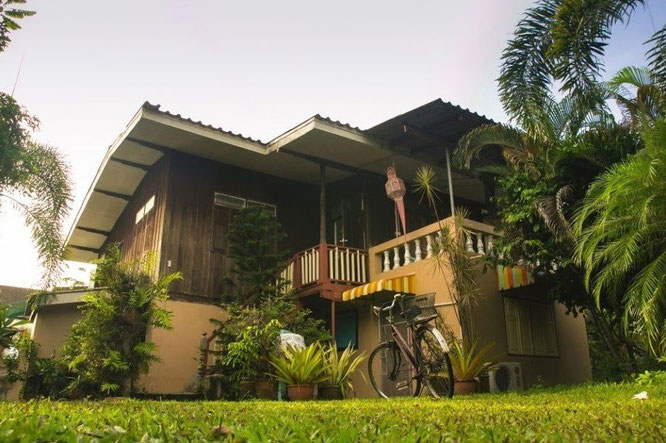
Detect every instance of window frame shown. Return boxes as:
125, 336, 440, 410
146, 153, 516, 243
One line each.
503, 296, 559, 358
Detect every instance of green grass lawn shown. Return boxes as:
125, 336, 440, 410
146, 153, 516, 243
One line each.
1, 382, 665, 442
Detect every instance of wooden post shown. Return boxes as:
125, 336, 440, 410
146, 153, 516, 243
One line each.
320, 164, 326, 244
331, 300, 336, 343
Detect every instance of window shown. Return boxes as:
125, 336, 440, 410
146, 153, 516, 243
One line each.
335, 309, 358, 350
503, 297, 558, 357
214, 192, 276, 215
212, 193, 277, 252
135, 195, 155, 224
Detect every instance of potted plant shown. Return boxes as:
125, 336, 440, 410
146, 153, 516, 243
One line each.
448, 340, 497, 395
320, 344, 366, 400
269, 343, 326, 401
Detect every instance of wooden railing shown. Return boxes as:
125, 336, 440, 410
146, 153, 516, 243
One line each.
279, 243, 368, 296
370, 217, 498, 274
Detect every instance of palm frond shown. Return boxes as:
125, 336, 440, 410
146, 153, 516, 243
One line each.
548, 0, 645, 109
498, 0, 559, 130
647, 24, 666, 87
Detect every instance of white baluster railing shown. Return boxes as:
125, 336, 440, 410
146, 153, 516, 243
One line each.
328, 245, 368, 284
372, 218, 497, 274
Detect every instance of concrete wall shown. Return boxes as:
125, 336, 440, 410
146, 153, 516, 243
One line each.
31, 304, 83, 358
139, 299, 224, 394
29, 298, 224, 396
349, 217, 592, 395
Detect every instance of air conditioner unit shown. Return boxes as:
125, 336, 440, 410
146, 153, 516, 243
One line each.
488, 362, 523, 392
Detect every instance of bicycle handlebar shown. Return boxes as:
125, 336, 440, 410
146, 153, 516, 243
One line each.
372, 293, 406, 316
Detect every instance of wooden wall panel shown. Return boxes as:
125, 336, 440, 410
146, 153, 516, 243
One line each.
160, 151, 320, 300
104, 155, 170, 275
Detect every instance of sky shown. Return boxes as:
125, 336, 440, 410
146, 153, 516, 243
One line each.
0, 0, 664, 288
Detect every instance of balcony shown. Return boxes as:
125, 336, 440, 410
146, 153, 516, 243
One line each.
279, 243, 369, 301
368, 217, 497, 279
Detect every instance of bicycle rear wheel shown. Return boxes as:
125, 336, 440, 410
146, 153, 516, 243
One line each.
415, 326, 454, 399
368, 341, 421, 399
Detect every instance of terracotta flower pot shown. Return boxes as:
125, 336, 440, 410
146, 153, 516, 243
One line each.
319, 385, 344, 400
287, 384, 315, 401
238, 379, 256, 399
255, 379, 275, 400
454, 379, 479, 395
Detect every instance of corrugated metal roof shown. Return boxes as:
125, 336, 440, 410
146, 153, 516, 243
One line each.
366, 98, 494, 155
0, 285, 32, 305
142, 102, 266, 145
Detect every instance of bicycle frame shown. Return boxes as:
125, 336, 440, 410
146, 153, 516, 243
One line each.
386, 321, 421, 383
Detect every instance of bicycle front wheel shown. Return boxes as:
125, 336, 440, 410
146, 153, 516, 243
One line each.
368, 341, 421, 399
415, 326, 454, 399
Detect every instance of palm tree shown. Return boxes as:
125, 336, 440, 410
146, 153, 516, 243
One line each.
605, 66, 666, 128
454, 96, 642, 368
574, 118, 666, 358
500, 0, 666, 125
0, 93, 72, 288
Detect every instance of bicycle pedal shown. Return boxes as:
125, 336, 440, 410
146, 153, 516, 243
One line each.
395, 381, 410, 390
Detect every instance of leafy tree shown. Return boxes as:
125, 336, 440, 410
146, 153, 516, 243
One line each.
456, 0, 665, 376
222, 205, 288, 306
1, 2, 71, 288
574, 118, 666, 358
0, 0, 35, 52
60, 245, 182, 397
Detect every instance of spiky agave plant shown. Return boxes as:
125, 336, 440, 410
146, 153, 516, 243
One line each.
321, 344, 366, 398
447, 339, 498, 381
269, 343, 327, 386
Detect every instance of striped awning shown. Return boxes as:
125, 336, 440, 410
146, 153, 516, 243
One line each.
497, 265, 534, 291
342, 274, 416, 302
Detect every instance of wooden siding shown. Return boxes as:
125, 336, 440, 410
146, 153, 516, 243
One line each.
104, 155, 170, 274
160, 151, 319, 300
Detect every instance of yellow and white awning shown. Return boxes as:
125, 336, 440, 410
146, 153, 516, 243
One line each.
342, 274, 416, 302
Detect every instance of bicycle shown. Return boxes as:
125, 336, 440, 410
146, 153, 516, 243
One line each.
367, 293, 454, 399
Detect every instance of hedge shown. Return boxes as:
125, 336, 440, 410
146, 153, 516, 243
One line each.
0, 382, 664, 441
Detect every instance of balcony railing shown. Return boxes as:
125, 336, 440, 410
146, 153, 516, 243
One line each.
369, 217, 498, 274
279, 243, 368, 298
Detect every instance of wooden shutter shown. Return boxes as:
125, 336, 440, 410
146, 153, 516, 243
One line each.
517, 302, 535, 355
503, 298, 523, 354
530, 303, 548, 356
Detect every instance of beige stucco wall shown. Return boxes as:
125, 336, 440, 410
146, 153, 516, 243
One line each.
139, 299, 224, 395
349, 217, 592, 396
29, 298, 225, 396
31, 304, 83, 358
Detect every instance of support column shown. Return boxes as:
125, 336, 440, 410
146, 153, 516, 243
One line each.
331, 300, 336, 343
320, 164, 327, 244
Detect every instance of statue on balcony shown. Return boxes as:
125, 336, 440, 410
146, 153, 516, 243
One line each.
385, 166, 407, 236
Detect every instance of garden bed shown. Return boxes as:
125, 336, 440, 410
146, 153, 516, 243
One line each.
0, 382, 664, 441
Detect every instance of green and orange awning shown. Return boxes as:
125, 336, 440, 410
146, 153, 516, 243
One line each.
496, 265, 534, 291
342, 274, 416, 302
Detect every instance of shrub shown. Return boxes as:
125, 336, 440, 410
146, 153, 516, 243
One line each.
59, 245, 182, 398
